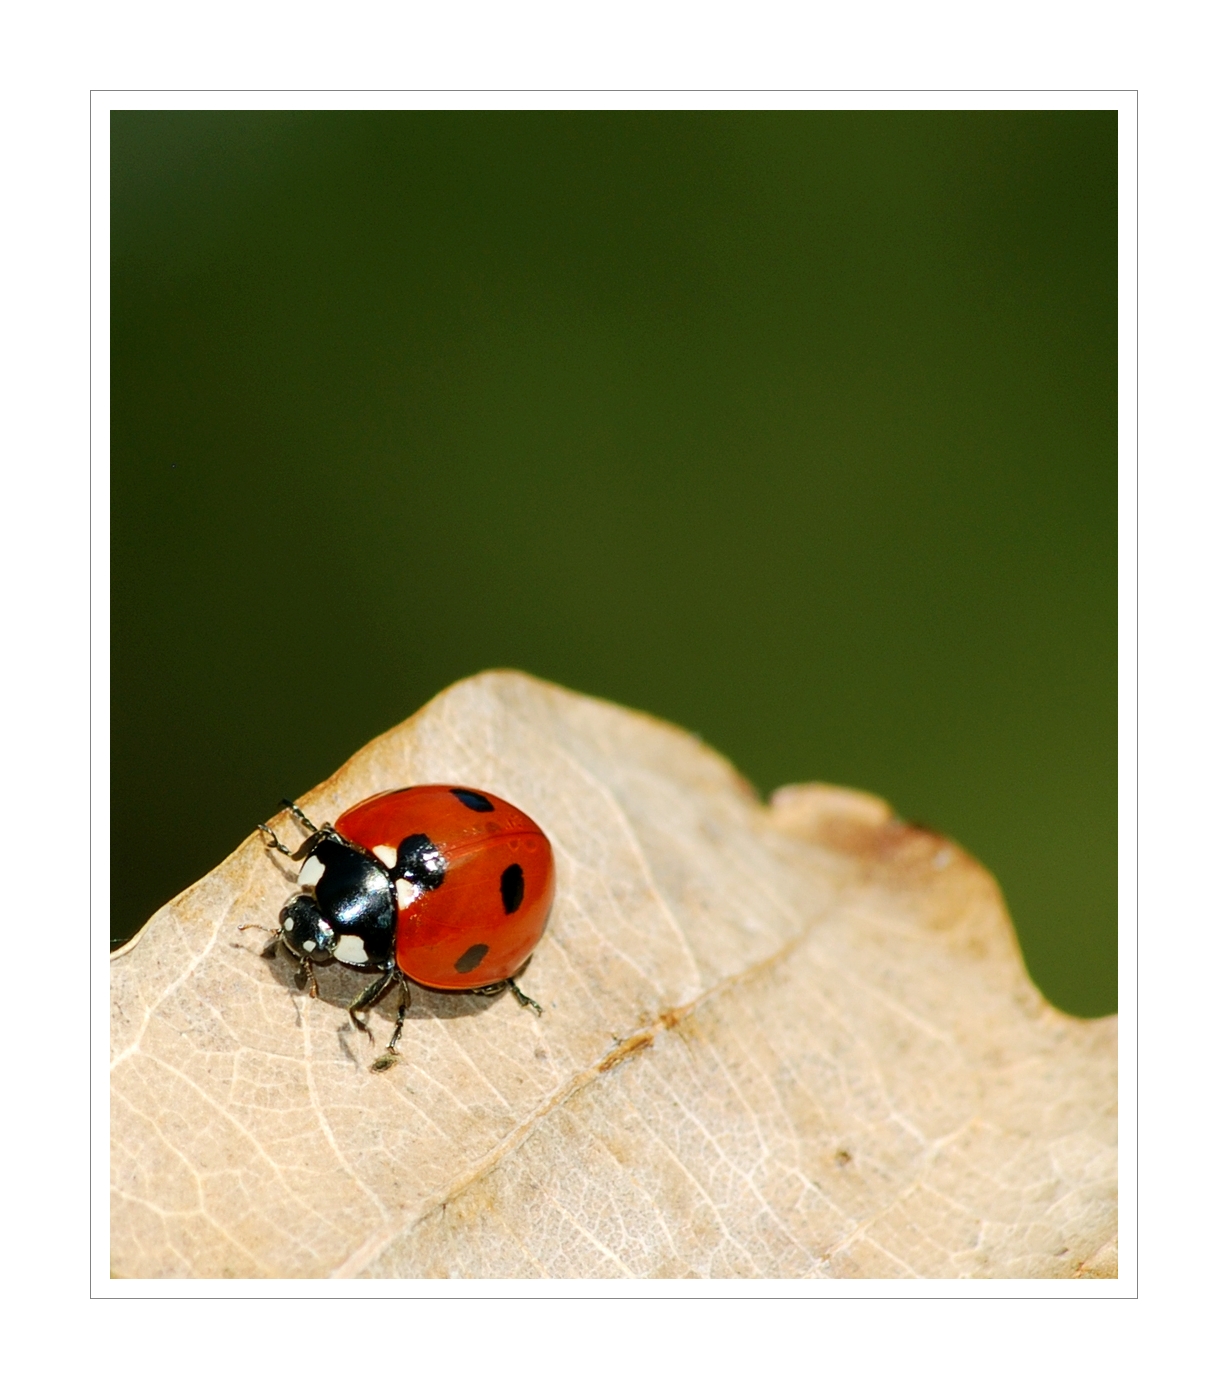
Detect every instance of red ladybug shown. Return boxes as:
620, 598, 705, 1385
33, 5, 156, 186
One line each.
248, 786, 554, 1070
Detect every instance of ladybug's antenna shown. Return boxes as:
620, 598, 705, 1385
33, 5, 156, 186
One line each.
238, 921, 282, 959
280, 799, 320, 833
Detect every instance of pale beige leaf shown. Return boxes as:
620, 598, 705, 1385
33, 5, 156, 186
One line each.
110, 671, 1116, 1278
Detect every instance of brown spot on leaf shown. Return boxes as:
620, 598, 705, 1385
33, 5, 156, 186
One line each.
597, 1032, 655, 1072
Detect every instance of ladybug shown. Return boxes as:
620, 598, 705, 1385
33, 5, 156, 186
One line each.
246, 786, 554, 1070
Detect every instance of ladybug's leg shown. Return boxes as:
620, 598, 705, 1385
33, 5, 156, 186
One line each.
259, 817, 331, 865
257, 823, 296, 857
280, 799, 320, 833
347, 969, 397, 1043
506, 978, 543, 1016
467, 978, 541, 1014
386, 979, 411, 1052
371, 978, 411, 1073
296, 956, 320, 999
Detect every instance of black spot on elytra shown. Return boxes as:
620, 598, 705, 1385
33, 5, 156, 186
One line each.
395, 833, 446, 890
500, 863, 525, 914
454, 942, 489, 974
450, 788, 494, 813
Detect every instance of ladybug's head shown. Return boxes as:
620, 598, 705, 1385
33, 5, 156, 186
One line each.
278, 894, 338, 962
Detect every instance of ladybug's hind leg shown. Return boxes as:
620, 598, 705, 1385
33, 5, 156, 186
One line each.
506, 977, 543, 1016
470, 977, 543, 1016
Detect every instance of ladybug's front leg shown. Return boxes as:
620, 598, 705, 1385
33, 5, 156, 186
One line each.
296, 956, 320, 999
279, 798, 320, 834
258, 807, 330, 863
257, 823, 296, 857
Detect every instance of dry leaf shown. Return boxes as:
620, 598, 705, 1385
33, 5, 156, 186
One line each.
110, 671, 1116, 1278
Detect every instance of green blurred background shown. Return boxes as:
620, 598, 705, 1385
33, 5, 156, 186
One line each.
111, 110, 1117, 1016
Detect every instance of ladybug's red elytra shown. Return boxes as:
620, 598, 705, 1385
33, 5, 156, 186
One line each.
246, 786, 554, 1070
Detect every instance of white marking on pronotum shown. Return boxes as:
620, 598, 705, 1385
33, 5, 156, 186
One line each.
334, 935, 369, 965
373, 844, 398, 869
302, 938, 316, 952
297, 856, 326, 887
396, 879, 422, 911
